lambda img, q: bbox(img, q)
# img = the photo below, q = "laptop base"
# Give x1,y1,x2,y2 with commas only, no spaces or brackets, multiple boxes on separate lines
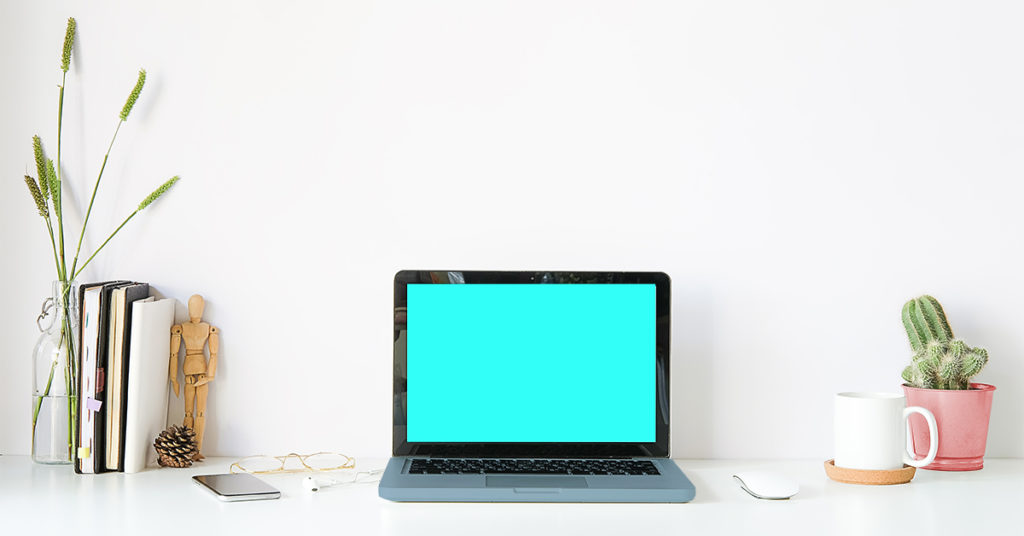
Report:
378,457,696,503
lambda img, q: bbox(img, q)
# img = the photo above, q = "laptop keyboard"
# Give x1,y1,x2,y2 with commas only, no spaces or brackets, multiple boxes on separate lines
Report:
407,458,660,476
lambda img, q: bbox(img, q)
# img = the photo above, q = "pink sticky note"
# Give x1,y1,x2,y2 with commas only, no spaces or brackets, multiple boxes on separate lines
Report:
86,397,102,412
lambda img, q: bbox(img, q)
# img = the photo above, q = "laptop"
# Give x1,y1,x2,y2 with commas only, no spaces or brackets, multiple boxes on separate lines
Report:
378,270,695,503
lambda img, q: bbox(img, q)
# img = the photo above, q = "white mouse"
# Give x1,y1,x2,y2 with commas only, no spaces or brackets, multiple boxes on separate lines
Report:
732,471,799,500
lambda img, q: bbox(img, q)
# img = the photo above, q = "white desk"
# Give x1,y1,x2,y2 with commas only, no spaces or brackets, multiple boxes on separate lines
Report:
1,456,1019,535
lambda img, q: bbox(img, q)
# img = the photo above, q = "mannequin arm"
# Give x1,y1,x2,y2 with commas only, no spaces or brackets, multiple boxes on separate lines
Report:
195,326,218,387
169,325,182,397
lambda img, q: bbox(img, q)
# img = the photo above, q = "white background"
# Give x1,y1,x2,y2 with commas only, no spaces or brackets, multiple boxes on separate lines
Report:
1,0,1022,459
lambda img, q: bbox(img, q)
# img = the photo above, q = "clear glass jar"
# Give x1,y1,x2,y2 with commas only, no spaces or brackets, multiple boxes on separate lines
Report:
31,280,79,464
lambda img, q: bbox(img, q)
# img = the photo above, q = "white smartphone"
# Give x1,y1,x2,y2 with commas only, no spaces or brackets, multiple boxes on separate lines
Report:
193,473,281,502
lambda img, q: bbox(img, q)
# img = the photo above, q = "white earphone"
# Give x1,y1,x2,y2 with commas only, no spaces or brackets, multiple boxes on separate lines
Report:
303,476,333,492
302,470,384,492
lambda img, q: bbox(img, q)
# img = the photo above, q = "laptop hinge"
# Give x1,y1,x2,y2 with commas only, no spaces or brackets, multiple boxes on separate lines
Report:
421,454,634,460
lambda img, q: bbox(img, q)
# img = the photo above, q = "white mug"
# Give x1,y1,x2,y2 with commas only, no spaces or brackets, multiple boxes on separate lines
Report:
834,392,938,470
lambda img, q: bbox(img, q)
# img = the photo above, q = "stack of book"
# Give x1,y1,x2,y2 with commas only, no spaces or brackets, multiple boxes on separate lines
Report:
75,281,176,474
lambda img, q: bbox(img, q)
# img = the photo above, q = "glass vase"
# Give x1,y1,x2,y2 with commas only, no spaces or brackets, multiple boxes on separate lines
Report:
32,280,79,465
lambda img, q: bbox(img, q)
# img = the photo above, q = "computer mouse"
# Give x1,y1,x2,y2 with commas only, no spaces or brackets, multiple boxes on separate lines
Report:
732,471,799,500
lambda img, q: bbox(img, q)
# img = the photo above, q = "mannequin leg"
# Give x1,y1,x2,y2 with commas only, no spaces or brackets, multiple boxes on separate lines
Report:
194,381,209,460
183,377,196,431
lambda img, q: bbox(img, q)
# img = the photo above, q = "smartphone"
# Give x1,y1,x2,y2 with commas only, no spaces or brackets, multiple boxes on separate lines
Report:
193,473,281,502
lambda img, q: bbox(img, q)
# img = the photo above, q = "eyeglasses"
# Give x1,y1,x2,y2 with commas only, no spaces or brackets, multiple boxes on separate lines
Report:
230,452,355,475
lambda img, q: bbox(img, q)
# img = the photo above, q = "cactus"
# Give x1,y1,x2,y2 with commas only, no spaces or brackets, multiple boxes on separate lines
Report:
901,296,988,390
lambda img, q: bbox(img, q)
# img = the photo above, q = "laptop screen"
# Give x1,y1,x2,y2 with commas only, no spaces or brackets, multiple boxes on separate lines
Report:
393,271,671,458
406,284,656,443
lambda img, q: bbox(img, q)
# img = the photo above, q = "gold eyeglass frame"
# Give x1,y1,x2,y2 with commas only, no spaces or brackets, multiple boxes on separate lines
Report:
229,452,355,475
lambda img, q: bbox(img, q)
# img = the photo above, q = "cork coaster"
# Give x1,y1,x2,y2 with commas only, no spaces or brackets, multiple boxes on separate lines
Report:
824,459,916,485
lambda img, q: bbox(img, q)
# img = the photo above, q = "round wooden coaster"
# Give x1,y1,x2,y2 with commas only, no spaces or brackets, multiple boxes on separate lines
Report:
824,459,916,485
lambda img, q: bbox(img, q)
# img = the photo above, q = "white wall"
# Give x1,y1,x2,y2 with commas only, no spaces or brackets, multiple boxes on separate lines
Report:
2,0,1022,460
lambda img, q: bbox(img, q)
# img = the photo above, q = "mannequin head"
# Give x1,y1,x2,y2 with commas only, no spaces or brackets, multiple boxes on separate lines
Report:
187,294,205,323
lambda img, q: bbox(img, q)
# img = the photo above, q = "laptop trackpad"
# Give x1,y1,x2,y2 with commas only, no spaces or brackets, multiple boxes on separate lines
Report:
486,476,588,489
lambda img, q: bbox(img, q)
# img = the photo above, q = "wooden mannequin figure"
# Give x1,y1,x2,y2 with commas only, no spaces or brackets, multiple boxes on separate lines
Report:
169,295,219,460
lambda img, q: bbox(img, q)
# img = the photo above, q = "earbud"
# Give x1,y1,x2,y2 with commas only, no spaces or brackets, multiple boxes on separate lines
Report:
303,475,342,492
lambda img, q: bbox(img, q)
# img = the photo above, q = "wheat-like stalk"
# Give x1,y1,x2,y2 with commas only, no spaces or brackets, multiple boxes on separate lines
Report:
72,67,150,277
24,175,48,217
61,17,76,73
120,69,146,121
32,136,50,200
73,176,180,279
139,176,179,211
45,158,59,206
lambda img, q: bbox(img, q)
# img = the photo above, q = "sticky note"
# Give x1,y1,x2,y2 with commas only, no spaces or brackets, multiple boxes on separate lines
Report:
78,447,91,458
86,397,102,412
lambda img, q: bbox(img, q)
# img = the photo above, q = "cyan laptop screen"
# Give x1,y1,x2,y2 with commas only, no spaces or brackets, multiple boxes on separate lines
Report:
407,284,656,442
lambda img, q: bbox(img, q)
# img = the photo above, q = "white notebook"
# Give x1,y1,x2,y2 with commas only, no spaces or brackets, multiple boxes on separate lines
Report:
123,298,175,473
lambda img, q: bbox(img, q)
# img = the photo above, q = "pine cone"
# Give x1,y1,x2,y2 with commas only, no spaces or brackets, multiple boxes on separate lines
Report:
154,425,199,468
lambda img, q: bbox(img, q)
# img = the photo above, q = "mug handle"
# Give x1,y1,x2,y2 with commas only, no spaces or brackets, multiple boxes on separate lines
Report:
902,406,938,467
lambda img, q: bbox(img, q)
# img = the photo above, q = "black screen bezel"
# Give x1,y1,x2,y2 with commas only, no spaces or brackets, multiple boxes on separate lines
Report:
392,270,670,459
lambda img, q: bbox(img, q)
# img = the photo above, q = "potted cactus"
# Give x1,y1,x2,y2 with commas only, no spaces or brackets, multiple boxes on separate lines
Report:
900,296,996,471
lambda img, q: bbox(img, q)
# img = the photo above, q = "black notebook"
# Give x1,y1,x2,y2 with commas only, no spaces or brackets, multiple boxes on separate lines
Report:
105,282,150,471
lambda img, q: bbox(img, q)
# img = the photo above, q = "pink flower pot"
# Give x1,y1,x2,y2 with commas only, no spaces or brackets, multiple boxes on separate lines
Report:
902,383,995,471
